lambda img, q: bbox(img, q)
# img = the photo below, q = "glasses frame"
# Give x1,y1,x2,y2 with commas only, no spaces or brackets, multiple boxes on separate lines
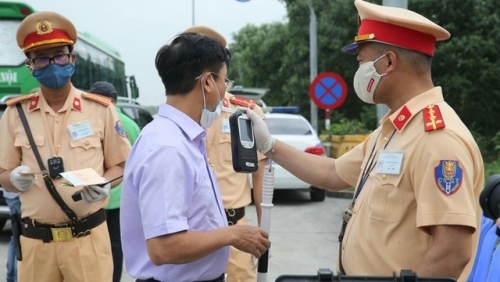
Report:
30,54,71,69
195,72,234,89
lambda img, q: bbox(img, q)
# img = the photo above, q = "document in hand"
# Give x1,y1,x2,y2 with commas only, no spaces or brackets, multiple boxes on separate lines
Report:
60,168,105,187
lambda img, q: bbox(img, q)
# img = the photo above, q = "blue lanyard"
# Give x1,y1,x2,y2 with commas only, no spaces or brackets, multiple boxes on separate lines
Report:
353,129,397,202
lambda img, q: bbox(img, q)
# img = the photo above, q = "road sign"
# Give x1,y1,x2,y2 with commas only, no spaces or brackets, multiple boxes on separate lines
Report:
309,72,347,110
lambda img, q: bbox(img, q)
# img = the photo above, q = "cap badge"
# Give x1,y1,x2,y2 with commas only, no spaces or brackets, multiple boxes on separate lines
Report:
36,20,53,35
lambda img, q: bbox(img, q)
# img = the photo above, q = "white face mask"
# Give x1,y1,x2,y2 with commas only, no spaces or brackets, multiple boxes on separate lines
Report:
200,75,222,130
353,54,387,104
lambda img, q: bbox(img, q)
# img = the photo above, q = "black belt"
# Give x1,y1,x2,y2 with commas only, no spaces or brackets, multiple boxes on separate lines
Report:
21,209,106,243
136,273,225,282
225,207,245,225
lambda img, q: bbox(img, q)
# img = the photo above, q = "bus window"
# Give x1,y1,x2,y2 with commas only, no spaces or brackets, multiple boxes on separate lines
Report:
0,20,25,66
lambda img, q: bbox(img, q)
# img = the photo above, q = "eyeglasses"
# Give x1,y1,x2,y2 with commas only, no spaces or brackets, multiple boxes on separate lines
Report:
195,72,234,89
30,54,71,69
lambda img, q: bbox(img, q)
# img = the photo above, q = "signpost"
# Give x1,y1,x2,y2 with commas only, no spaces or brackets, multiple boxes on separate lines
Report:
309,72,348,130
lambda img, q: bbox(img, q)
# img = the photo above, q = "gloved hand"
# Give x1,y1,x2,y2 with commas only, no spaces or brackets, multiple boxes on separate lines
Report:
238,107,275,154
81,180,110,203
9,165,36,192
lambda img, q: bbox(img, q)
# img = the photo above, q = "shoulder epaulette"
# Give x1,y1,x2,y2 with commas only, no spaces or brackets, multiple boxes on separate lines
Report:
229,95,256,109
6,94,36,107
423,104,446,132
81,93,111,107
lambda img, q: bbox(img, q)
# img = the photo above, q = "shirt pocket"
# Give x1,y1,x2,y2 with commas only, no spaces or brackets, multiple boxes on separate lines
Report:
367,172,404,223
218,132,232,162
14,134,44,150
69,136,102,151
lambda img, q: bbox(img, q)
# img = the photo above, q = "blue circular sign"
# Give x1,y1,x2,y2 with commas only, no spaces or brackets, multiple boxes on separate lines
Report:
309,72,348,110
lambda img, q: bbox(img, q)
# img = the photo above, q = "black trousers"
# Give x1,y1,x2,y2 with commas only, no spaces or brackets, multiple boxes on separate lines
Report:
106,208,123,282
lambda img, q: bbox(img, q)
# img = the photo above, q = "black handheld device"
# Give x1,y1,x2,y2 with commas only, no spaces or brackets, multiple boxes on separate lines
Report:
229,111,258,173
48,156,64,179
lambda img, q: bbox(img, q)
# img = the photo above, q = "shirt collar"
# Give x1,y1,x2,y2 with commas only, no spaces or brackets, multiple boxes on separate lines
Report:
158,104,205,141
28,86,82,112
380,87,444,131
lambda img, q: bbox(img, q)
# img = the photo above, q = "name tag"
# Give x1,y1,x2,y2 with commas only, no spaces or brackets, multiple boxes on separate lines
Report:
375,151,404,175
222,119,230,133
68,121,94,141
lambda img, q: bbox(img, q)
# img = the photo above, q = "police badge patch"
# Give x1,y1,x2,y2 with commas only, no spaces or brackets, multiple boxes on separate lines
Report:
434,160,463,195
114,120,127,138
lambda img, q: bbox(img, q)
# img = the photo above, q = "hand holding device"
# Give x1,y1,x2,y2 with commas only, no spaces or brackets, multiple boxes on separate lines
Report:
80,181,111,203
229,111,258,172
237,107,275,154
10,165,36,191
72,175,122,202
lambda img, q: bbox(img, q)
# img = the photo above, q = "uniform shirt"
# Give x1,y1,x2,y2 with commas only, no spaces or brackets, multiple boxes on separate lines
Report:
206,93,266,209
336,87,483,281
106,107,141,210
0,86,131,223
121,104,228,282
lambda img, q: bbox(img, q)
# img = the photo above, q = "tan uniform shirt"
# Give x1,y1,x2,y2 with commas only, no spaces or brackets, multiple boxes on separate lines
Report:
336,87,483,281
0,86,131,224
206,93,266,209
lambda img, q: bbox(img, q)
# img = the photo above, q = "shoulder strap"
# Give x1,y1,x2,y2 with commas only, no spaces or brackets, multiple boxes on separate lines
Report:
15,103,79,221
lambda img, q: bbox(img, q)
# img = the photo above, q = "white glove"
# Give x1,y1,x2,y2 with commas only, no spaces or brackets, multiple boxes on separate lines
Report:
81,181,110,203
238,107,275,154
9,165,36,192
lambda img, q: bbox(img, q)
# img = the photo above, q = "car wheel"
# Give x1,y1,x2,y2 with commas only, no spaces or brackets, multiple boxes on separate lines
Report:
310,187,326,202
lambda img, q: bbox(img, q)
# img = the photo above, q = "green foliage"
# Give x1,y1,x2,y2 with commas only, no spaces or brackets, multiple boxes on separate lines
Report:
228,0,500,158
484,159,500,179
321,118,371,136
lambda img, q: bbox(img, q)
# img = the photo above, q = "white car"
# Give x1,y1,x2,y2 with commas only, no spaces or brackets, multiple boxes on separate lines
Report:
264,112,327,201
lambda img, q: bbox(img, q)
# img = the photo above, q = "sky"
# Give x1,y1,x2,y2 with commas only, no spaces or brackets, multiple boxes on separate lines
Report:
24,0,288,106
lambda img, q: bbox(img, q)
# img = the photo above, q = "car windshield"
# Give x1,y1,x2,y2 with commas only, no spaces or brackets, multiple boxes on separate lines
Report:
266,117,312,135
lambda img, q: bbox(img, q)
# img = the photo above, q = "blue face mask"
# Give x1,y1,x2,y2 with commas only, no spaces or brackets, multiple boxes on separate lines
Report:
32,63,75,89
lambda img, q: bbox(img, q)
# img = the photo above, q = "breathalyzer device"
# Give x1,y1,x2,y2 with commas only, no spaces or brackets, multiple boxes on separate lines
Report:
229,110,258,173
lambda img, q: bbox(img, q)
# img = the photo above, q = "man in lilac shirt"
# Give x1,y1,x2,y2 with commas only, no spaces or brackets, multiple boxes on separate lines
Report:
120,33,271,282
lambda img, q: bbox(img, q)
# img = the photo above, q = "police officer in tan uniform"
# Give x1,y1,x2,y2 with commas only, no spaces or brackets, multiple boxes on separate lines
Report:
184,26,267,282
0,11,131,282
239,1,483,281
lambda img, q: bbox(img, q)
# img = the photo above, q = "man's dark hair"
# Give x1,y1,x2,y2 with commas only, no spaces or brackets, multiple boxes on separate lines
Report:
155,32,231,96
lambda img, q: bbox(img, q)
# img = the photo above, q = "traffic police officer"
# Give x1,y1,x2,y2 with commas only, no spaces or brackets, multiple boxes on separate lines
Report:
239,0,483,281
0,11,131,282
185,26,268,282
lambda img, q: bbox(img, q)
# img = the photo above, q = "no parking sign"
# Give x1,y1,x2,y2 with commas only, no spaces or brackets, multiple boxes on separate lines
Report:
309,72,347,110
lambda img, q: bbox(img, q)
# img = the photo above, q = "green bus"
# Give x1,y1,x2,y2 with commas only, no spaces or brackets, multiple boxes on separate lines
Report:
0,1,139,101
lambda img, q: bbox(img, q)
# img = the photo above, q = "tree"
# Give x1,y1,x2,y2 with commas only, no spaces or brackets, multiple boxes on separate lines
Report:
229,22,291,107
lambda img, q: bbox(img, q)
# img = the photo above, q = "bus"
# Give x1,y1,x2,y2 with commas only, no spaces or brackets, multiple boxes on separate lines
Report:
0,1,139,101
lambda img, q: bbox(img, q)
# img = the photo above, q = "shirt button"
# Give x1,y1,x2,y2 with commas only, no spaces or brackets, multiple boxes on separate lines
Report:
55,118,59,123
382,174,387,180
383,137,388,142
85,141,89,146
57,144,60,148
